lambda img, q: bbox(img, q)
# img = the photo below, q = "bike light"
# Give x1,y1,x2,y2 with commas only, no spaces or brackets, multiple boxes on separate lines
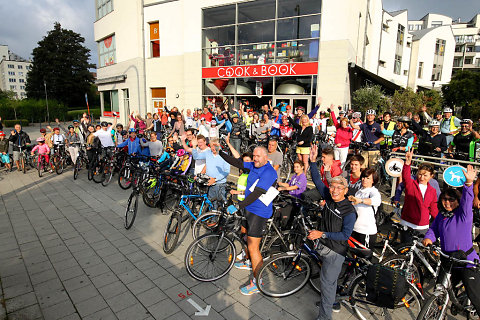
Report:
228,254,232,263
294,264,302,271
190,256,194,266
272,262,278,269
402,298,410,308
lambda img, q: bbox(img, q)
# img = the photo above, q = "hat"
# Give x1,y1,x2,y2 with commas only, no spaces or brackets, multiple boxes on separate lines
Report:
443,107,453,113
128,128,136,133
297,106,305,111
53,127,60,131
397,116,411,123
39,128,46,133
339,110,346,115
68,125,74,129
460,119,472,125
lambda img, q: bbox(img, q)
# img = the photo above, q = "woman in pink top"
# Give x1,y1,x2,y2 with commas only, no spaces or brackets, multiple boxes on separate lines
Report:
330,107,354,168
129,112,147,134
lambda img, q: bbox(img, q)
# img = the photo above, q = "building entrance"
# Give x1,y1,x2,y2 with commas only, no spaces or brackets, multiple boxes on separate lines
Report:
274,96,311,114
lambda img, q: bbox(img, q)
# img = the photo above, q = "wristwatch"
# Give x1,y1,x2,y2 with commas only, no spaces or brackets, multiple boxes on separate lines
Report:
321,233,327,239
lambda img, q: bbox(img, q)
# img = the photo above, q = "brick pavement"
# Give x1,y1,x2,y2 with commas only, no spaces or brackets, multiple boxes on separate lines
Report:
0,168,455,320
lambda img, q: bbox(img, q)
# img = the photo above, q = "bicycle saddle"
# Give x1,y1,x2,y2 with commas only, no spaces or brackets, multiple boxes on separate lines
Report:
348,246,373,259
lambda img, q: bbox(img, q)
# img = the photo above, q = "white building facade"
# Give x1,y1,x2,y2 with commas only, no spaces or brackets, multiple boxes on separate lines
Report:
0,45,32,99
94,0,456,123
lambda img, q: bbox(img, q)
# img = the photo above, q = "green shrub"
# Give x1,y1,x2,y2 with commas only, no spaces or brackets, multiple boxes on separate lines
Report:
66,108,101,120
3,119,29,127
0,99,67,122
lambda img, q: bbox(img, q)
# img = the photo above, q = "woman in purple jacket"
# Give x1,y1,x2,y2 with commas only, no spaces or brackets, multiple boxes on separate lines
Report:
423,164,480,315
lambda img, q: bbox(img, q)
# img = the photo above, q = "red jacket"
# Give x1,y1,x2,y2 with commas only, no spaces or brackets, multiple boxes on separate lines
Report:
401,164,438,227
320,160,343,187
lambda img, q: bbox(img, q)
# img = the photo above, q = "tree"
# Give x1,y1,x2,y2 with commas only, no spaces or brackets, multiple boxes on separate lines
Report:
442,70,480,118
419,90,443,115
390,87,423,116
26,22,95,109
352,85,385,114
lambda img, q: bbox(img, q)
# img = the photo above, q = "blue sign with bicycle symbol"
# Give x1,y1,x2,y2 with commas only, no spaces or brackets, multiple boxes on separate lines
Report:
443,165,466,187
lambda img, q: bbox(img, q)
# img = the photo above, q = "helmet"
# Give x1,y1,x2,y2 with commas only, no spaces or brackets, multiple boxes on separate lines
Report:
121,130,128,136
443,107,453,113
429,120,440,127
176,149,186,157
460,119,472,125
116,123,123,128
397,116,411,123
39,128,46,133
231,113,238,118
339,110,346,115
53,127,60,131
101,121,108,127
435,110,442,116
36,137,45,142
0,131,5,137
352,112,361,118
68,125,74,129
366,109,376,115
210,120,217,125
128,128,136,133
72,119,79,123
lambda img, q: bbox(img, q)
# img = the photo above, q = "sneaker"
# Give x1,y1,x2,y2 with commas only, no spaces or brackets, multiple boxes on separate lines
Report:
235,250,246,262
234,260,252,270
240,280,259,295
332,302,341,313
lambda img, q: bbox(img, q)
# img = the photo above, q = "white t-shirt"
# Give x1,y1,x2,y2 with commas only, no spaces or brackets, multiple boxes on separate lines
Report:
352,187,382,235
319,118,328,133
310,118,322,134
419,184,427,199
194,147,210,175
94,127,115,147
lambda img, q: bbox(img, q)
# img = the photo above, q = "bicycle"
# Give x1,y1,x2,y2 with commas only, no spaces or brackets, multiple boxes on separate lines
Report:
124,158,152,229
51,143,67,175
73,146,88,180
278,139,297,182
36,154,49,177
416,245,479,320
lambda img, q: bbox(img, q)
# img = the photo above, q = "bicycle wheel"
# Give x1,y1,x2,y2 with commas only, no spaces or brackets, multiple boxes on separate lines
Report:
416,293,447,320
382,255,424,289
92,162,105,183
37,159,43,177
163,189,181,212
192,212,221,239
350,275,422,320
20,155,26,174
73,158,81,180
185,233,236,282
142,182,161,208
163,212,182,254
118,166,133,189
279,160,292,181
124,192,139,230
256,253,311,297
55,156,64,174
102,163,114,186
263,231,304,257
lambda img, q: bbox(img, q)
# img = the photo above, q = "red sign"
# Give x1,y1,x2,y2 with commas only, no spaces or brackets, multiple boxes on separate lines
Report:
103,111,120,117
202,62,318,79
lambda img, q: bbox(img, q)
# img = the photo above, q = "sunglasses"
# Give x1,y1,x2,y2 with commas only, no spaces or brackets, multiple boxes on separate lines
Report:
442,197,457,202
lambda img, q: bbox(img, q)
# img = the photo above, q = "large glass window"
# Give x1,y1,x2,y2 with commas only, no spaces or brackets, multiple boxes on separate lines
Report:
277,0,322,18
275,39,319,63
238,22,275,44
277,15,321,41
238,0,275,23
98,35,116,67
102,90,119,114
149,22,160,58
203,47,235,67
237,43,274,65
203,26,235,48
96,0,113,20
203,4,235,27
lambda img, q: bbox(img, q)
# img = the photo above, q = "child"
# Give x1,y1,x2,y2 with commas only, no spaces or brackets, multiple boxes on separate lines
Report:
0,131,11,171
31,137,52,172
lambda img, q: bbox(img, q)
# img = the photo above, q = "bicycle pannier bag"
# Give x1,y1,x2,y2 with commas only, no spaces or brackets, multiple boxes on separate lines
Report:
365,264,409,308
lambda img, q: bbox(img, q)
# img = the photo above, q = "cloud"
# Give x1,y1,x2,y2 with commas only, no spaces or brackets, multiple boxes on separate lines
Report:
0,0,96,64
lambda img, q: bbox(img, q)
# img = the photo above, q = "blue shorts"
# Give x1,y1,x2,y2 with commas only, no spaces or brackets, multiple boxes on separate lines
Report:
1,154,10,164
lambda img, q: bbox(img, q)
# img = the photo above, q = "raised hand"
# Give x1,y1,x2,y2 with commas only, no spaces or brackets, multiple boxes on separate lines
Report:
309,144,318,163
463,165,477,184
405,148,414,165
317,96,322,105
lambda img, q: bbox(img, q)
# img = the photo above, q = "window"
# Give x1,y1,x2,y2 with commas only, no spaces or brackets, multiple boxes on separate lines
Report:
238,0,275,23
18,72,23,76
394,55,401,75
431,21,443,28
276,15,321,41
408,24,414,31
152,88,166,112
465,57,473,64
10,85,16,90
19,79,25,83
9,78,16,83
96,0,113,20
203,4,235,28
26,65,31,70
403,70,408,76
102,90,119,114
465,35,474,43
406,42,411,48
418,62,424,78
476,58,480,67
378,60,386,68
396,24,405,45
98,35,116,67
475,46,480,52
8,64,14,68
455,35,463,43
435,39,445,56
8,71,15,76
20,86,25,90
238,22,275,44
17,65,23,69
277,0,321,18
123,89,129,113
455,45,463,52
149,22,160,58
466,46,474,52
203,26,235,47
453,57,463,67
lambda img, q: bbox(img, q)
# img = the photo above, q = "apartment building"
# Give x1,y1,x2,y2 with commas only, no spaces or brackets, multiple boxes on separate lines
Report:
0,45,32,99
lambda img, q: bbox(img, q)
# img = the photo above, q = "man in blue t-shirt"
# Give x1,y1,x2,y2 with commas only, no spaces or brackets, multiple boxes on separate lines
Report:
220,146,277,295
352,109,384,168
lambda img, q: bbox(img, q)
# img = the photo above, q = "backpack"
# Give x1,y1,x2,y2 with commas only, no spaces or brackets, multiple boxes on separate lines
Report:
365,264,409,309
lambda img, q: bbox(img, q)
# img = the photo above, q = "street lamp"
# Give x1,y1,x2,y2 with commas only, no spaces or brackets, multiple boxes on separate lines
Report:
44,80,50,124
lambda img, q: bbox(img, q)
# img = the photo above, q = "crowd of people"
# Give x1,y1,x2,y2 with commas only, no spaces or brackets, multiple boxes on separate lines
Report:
0,99,479,320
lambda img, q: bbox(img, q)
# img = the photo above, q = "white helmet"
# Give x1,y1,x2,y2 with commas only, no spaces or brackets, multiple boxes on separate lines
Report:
352,112,362,118
443,107,453,113
366,109,376,115
429,120,440,127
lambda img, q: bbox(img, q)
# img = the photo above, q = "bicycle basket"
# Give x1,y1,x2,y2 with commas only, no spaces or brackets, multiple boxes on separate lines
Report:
365,264,409,309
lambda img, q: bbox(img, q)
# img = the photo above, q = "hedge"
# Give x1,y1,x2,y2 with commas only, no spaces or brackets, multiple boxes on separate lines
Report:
3,119,29,127
0,98,67,123
67,108,101,121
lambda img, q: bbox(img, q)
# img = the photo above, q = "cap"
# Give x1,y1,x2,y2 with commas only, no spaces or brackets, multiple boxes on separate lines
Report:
460,119,472,125
352,112,361,118
231,113,239,118
339,110,346,115
72,119,79,123
68,125,74,129
53,127,60,131
39,128,46,133
101,121,108,127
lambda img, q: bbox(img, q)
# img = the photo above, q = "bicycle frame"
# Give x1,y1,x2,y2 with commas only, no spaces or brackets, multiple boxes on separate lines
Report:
179,194,213,221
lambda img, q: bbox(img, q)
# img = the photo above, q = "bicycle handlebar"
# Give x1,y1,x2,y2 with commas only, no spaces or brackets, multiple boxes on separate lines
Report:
429,245,480,267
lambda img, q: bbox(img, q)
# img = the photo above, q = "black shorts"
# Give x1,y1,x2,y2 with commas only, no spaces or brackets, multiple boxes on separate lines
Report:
242,210,268,238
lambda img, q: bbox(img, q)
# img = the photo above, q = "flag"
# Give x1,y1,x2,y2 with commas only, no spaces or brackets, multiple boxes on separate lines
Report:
85,93,90,115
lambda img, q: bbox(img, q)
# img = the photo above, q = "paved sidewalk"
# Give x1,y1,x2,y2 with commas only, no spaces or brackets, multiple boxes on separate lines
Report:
0,168,448,320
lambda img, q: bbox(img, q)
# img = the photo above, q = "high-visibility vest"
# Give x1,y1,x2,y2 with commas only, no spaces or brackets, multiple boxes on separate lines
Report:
237,173,248,201
380,121,396,145
449,117,459,135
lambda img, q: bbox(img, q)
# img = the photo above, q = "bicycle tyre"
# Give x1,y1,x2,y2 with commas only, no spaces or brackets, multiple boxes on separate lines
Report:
21,155,26,174
142,183,161,208
279,159,292,181
92,162,105,183
37,159,43,178
192,212,221,240
163,189,180,213
349,274,422,320
263,231,304,257
29,155,36,169
382,254,424,289
256,253,311,297
163,212,182,254
124,192,138,230
73,159,81,180
416,293,447,320
118,166,133,189
102,163,114,186
55,156,64,175
184,233,236,282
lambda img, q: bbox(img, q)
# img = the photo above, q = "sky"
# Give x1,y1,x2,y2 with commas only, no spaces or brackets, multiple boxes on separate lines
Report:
0,0,480,67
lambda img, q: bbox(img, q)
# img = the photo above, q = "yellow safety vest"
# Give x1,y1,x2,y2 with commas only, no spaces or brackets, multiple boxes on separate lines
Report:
237,173,248,201
381,121,396,145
